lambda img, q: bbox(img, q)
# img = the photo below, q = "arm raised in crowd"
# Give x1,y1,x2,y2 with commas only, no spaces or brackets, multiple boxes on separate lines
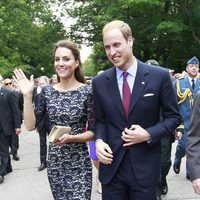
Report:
13,69,36,131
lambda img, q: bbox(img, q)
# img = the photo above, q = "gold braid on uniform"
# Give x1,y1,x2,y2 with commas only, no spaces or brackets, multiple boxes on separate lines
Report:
176,80,193,108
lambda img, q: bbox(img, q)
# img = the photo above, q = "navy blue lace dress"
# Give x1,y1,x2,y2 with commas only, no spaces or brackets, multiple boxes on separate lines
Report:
35,85,95,200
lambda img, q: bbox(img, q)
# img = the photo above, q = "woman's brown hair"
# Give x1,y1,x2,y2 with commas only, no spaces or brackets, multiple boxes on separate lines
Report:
52,40,86,84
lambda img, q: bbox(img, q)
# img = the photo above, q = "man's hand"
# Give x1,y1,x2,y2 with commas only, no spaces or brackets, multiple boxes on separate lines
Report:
121,125,150,147
192,178,200,195
15,128,21,135
95,139,113,165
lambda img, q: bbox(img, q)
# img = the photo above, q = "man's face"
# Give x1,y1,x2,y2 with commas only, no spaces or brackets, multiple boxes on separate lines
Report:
51,74,58,85
103,28,133,70
4,79,13,90
38,79,48,88
186,64,199,78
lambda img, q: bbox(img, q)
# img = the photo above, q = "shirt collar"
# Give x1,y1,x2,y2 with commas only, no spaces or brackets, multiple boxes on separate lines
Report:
188,76,196,82
116,58,138,80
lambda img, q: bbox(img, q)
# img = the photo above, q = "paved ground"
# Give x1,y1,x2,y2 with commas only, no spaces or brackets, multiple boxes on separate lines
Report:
0,124,199,200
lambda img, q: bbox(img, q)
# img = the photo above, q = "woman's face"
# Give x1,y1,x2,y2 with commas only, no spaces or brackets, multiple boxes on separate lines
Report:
54,47,79,80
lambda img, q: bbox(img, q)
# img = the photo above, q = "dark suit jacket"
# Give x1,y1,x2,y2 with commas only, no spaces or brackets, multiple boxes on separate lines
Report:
0,87,21,135
13,90,23,124
33,87,50,132
187,92,200,181
92,60,180,186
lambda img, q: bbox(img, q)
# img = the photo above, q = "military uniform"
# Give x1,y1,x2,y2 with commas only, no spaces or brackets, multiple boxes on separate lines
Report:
173,56,200,178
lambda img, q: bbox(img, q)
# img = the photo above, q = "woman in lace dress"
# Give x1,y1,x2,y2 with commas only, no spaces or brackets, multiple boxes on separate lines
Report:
13,40,95,200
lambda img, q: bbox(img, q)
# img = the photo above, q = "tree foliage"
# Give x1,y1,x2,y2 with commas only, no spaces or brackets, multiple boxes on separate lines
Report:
0,0,66,78
54,0,200,74
1,0,200,77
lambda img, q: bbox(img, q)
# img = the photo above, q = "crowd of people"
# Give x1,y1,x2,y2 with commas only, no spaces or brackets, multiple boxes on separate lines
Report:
0,19,199,200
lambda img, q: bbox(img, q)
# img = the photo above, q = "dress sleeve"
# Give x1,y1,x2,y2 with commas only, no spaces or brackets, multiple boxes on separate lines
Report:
85,87,95,132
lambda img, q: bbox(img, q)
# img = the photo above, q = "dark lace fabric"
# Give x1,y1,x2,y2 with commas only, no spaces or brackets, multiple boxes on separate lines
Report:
35,84,95,200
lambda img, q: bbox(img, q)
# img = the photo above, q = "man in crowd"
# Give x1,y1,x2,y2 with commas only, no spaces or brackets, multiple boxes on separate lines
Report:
187,92,200,195
92,20,180,200
33,76,50,171
146,59,183,199
50,74,58,85
0,75,21,183
173,56,200,179
4,78,23,161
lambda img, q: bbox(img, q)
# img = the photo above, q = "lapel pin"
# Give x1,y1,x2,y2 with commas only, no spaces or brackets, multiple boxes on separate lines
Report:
141,82,145,85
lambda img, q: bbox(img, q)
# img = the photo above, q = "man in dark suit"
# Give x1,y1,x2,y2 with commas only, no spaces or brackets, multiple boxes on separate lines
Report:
187,92,200,195
0,77,21,183
92,20,181,200
4,78,23,161
146,60,183,198
33,76,50,171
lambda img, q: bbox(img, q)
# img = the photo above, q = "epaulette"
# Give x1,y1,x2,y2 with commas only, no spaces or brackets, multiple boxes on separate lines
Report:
178,76,184,80
177,124,184,134
177,124,184,129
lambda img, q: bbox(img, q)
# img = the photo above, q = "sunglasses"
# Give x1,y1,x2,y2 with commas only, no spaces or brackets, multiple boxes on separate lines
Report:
5,82,12,85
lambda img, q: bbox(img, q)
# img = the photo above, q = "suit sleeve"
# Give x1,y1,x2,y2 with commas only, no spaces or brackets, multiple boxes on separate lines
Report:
146,70,181,144
187,92,200,181
92,79,108,142
8,91,21,129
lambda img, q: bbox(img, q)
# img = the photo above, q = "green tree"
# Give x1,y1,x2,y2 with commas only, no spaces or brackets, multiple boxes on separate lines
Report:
55,0,200,73
0,0,66,77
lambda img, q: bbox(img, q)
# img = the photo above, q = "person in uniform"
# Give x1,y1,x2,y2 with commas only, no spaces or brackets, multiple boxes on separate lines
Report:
146,60,182,199
173,56,200,179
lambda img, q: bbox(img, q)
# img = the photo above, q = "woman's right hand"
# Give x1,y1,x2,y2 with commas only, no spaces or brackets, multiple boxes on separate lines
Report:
13,68,35,96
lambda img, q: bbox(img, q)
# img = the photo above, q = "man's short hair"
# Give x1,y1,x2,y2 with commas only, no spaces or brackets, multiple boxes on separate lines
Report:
102,20,133,41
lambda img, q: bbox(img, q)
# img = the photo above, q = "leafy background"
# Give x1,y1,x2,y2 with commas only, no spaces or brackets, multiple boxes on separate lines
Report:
0,0,199,77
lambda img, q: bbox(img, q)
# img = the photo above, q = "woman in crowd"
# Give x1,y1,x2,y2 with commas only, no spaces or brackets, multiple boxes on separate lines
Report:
13,39,95,200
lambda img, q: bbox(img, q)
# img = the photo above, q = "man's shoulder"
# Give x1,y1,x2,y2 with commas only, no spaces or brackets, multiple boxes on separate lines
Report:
174,75,186,83
178,75,186,81
93,67,114,82
138,59,168,75
1,87,14,96
1,86,9,92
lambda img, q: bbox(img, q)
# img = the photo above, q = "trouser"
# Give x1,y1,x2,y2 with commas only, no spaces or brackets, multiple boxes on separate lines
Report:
175,129,189,176
38,127,49,164
10,132,19,154
157,134,174,195
0,129,12,176
102,150,157,200
161,134,174,179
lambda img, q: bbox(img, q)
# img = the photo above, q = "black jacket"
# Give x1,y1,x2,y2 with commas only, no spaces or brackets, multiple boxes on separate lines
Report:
0,87,21,135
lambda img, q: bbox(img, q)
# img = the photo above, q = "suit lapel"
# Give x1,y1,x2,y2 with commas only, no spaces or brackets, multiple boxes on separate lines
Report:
129,61,149,114
105,67,125,117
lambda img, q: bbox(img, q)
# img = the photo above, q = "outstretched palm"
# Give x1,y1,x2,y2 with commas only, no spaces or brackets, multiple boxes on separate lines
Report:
13,69,34,96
